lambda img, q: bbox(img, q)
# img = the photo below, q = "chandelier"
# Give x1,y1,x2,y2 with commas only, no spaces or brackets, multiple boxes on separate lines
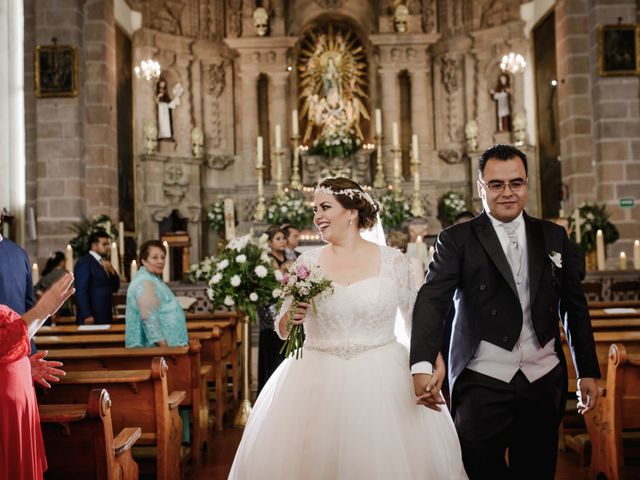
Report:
134,59,161,81
500,53,526,74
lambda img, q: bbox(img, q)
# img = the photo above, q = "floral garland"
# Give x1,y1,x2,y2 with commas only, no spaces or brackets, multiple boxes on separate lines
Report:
379,189,413,230
189,232,281,322
568,203,619,252
437,191,467,228
266,193,314,230
207,200,225,234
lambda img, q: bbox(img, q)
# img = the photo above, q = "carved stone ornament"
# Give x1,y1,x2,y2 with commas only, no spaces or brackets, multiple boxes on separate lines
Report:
512,112,527,146
253,7,269,36
143,120,158,155
163,163,189,203
191,127,204,158
206,154,235,170
208,61,227,97
438,149,463,164
441,55,458,94
464,120,479,152
314,0,346,8
394,4,409,33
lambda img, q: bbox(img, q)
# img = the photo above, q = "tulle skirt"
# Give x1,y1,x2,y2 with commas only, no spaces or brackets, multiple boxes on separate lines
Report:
229,341,468,479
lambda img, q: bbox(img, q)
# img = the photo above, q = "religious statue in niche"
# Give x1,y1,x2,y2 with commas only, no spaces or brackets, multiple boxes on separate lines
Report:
156,78,184,140
298,24,370,158
490,73,511,132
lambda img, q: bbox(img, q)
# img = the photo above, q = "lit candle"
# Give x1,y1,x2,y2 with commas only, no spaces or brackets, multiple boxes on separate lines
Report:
596,229,605,271
65,244,73,272
256,136,263,167
375,108,382,135
130,260,138,279
111,242,120,274
32,263,39,285
392,122,399,147
162,241,170,282
224,198,236,240
559,208,565,218
428,246,435,261
118,221,124,253
275,124,282,149
634,240,640,270
291,110,299,136
619,251,627,270
574,208,581,245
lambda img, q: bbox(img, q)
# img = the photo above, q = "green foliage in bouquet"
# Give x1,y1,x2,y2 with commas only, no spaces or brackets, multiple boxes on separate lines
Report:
207,200,225,234
379,189,413,230
437,191,467,228
266,193,314,230
69,214,119,257
308,135,361,159
568,203,619,252
205,233,281,322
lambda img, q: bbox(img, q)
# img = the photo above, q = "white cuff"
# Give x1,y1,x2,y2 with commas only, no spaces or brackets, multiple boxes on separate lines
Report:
411,361,433,375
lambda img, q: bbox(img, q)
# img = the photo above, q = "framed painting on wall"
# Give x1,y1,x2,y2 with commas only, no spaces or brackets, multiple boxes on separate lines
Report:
598,24,640,76
34,44,78,97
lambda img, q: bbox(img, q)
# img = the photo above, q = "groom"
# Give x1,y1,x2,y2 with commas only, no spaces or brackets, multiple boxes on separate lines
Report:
410,144,600,479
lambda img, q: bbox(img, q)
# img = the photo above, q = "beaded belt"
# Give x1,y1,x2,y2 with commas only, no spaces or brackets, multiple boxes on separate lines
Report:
305,338,395,360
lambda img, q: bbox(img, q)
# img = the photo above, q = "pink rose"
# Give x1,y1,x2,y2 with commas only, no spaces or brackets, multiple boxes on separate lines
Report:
296,264,310,280
282,273,290,284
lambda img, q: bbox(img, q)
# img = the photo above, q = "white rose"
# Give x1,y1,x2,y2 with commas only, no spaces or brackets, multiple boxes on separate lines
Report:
217,259,229,270
206,288,214,300
274,270,284,281
272,288,282,298
224,295,235,306
280,206,288,213
235,254,247,264
211,273,223,284
255,265,268,278
249,292,259,302
230,275,241,287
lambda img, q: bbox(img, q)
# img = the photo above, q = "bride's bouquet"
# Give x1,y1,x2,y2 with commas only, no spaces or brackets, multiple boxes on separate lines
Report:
275,263,333,359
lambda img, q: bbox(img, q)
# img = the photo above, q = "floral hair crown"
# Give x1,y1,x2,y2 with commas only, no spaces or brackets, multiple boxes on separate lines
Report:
315,186,376,206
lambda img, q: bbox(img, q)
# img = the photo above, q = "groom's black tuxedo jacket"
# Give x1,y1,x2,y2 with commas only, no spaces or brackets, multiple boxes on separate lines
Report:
411,211,600,399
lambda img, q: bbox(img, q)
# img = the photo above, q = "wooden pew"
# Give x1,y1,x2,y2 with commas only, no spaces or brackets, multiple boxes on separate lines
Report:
44,341,212,460
585,344,640,480
38,358,184,480
40,388,141,480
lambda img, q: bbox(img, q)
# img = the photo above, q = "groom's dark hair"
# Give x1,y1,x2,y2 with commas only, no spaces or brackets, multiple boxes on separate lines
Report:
478,144,528,177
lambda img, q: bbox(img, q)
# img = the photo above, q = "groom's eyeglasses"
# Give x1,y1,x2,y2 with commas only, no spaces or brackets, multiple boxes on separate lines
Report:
479,178,527,193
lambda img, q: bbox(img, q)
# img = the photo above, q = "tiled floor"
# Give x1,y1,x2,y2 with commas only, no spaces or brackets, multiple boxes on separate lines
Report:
186,427,589,480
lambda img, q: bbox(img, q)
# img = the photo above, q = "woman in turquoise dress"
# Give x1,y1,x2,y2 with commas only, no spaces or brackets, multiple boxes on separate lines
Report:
125,240,188,348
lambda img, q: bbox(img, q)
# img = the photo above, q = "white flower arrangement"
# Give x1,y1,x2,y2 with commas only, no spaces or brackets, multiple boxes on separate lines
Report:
265,193,313,229
437,191,468,227
207,200,226,234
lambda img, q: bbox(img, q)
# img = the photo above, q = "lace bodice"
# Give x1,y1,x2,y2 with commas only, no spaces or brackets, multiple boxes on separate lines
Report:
276,245,417,359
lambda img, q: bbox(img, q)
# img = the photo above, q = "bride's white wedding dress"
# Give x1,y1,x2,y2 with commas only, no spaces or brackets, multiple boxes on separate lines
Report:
229,245,468,479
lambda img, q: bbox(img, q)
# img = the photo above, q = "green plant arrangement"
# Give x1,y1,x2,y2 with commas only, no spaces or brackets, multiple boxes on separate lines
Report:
379,189,413,230
203,232,281,322
207,200,225,234
69,214,119,257
266,193,314,230
437,191,467,228
568,203,619,252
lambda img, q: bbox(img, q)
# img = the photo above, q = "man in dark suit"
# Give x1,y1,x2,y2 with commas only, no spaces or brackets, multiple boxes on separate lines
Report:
410,145,600,479
74,230,120,325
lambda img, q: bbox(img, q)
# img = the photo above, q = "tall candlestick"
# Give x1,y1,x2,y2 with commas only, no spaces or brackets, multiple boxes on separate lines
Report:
392,122,399,147
619,251,627,270
32,263,39,285
634,240,640,270
275,124,282,149
291,110,299,136
256,136,263,167
162,241,171,282
65,244,73,272
574,208,581,245
118,221,124,253
111,242,120,274
411,133,419,161
375,108,382,135
130,260,138,279
410,134,424,217
596,229,605,271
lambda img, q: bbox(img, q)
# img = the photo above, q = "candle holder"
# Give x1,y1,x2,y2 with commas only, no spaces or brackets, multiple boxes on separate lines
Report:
254,164,267,222
391,145,403,199
272,148,285,198
410,152,425,217
120,257,126,282
373,133,387,189
233,314,253,427
289,135,302,191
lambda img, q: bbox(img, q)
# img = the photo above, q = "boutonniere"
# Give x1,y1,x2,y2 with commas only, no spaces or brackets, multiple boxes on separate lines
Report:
549,251,562,276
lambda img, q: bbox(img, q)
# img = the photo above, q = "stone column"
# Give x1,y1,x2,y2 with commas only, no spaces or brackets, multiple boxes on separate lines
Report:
238,69,259,182
409,68,430,157
269,72,290,179
379,68,399,173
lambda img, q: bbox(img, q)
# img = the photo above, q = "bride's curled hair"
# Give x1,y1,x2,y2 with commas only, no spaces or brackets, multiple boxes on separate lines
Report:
317,177,381,230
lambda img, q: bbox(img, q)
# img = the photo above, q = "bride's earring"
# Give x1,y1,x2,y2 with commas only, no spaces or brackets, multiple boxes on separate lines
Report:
348,219,352,226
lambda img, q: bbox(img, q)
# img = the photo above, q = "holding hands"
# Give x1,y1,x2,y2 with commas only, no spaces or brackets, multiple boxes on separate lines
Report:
413,354,447,412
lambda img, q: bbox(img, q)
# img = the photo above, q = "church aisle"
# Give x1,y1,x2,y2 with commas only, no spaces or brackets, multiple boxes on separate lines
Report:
186,426,587,479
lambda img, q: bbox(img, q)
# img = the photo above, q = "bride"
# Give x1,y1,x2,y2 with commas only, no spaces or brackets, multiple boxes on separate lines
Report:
229,177,467,479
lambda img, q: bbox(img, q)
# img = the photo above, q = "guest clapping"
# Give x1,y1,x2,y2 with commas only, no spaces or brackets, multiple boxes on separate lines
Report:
125,240,188,348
